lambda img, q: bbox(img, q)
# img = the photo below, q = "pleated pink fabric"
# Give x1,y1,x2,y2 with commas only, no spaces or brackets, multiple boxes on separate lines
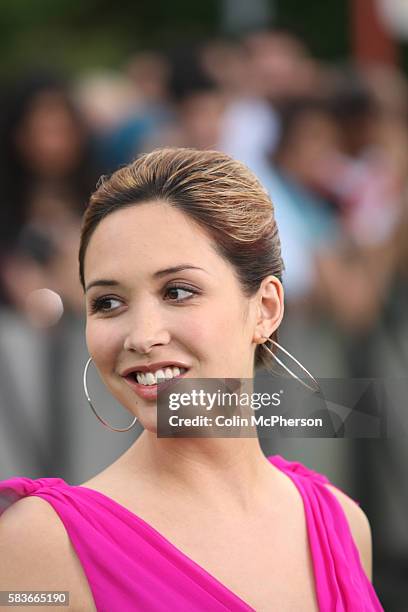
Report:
0,455,384,611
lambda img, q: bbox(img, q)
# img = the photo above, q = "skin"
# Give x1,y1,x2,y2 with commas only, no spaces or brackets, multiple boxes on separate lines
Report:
83,199,285,503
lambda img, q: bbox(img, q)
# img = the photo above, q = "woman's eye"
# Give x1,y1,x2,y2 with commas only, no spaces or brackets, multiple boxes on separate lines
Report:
164,285,197,302
90,297,122,313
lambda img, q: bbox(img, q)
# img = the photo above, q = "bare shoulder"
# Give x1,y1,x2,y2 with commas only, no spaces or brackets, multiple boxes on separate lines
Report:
0,496,96,611
324,483,373,582
0,496,65,562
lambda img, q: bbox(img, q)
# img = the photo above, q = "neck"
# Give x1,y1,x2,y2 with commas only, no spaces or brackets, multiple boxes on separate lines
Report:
116,376,279,511
120,431,275,512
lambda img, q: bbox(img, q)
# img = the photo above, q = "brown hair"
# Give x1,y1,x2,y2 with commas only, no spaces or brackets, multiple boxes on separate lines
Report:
79,147,284,370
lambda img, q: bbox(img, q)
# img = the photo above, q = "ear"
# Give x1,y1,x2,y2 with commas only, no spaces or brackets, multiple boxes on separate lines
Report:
253,276,284,343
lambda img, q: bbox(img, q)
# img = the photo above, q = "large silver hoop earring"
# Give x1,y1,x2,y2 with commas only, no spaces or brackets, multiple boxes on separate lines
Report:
83,357,138,432
260,337,320,393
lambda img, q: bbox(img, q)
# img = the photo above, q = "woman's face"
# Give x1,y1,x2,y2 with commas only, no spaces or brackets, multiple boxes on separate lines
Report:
84,201,268,432
15,90,84,178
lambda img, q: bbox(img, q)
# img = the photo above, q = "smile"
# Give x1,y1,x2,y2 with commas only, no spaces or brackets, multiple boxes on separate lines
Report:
123,365,190,401
133,366,188,386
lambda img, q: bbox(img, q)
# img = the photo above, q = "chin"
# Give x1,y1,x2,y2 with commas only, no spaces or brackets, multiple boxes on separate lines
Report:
138,415,158,435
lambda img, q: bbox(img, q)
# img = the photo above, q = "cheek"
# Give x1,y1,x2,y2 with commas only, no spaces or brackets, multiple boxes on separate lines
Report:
179,317,209,350
86,321,123,371
212,300,252,360
215,300,246,336
184,301,243,353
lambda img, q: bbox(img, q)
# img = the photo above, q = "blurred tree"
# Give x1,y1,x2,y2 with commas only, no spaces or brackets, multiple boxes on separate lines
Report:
0,0,218,77
5,1,407,79
275,0,348,60
0,0,354,79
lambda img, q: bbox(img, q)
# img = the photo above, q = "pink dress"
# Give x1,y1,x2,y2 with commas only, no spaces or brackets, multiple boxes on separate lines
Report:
0,454,384,611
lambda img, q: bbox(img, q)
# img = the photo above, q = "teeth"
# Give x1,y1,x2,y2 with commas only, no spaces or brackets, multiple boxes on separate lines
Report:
145,372,156,385
135,366,187,386
136,372,146,385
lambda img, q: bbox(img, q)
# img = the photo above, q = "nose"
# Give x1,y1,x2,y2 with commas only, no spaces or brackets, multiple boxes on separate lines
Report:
123,306,171,354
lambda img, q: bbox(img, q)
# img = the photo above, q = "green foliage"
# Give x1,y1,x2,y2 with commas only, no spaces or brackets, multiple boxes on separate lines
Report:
0,0,218,77
0,0,349,78
275,0,349,60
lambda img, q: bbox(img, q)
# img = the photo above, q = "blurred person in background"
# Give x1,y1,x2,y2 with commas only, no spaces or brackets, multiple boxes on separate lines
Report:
75,72,135,134
263,97,342,309
85,52,173,173
125,51,172,122
142,45,227,152
316,68,401,245
215,31,340,309
218,29,321,173
0,73,97,316
203,37,280,173
299,69,408,350
243,29,321,104
252,79,401,355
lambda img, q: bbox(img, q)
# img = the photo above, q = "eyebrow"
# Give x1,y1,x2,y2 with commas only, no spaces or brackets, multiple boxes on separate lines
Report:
85,265,208,292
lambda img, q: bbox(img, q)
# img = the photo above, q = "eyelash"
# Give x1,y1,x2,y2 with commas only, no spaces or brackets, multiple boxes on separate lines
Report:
89,284,199,314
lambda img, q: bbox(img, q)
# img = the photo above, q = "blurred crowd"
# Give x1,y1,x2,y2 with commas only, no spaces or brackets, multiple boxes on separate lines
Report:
1,28,408,361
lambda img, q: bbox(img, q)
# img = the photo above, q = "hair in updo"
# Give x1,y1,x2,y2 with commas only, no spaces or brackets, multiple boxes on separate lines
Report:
79,147,285,371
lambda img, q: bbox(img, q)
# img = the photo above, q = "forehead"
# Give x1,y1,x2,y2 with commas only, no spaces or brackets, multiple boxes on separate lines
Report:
83,201,226,282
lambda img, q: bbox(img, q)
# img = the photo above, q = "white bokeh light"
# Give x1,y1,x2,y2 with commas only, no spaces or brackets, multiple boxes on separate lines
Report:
24,288,64,328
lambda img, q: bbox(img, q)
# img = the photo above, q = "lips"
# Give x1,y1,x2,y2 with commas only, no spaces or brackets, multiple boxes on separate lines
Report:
121,361,190,377
122,367,189,401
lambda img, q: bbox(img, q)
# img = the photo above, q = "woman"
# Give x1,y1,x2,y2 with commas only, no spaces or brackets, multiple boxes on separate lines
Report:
0,72,96,311
0,148,383,611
